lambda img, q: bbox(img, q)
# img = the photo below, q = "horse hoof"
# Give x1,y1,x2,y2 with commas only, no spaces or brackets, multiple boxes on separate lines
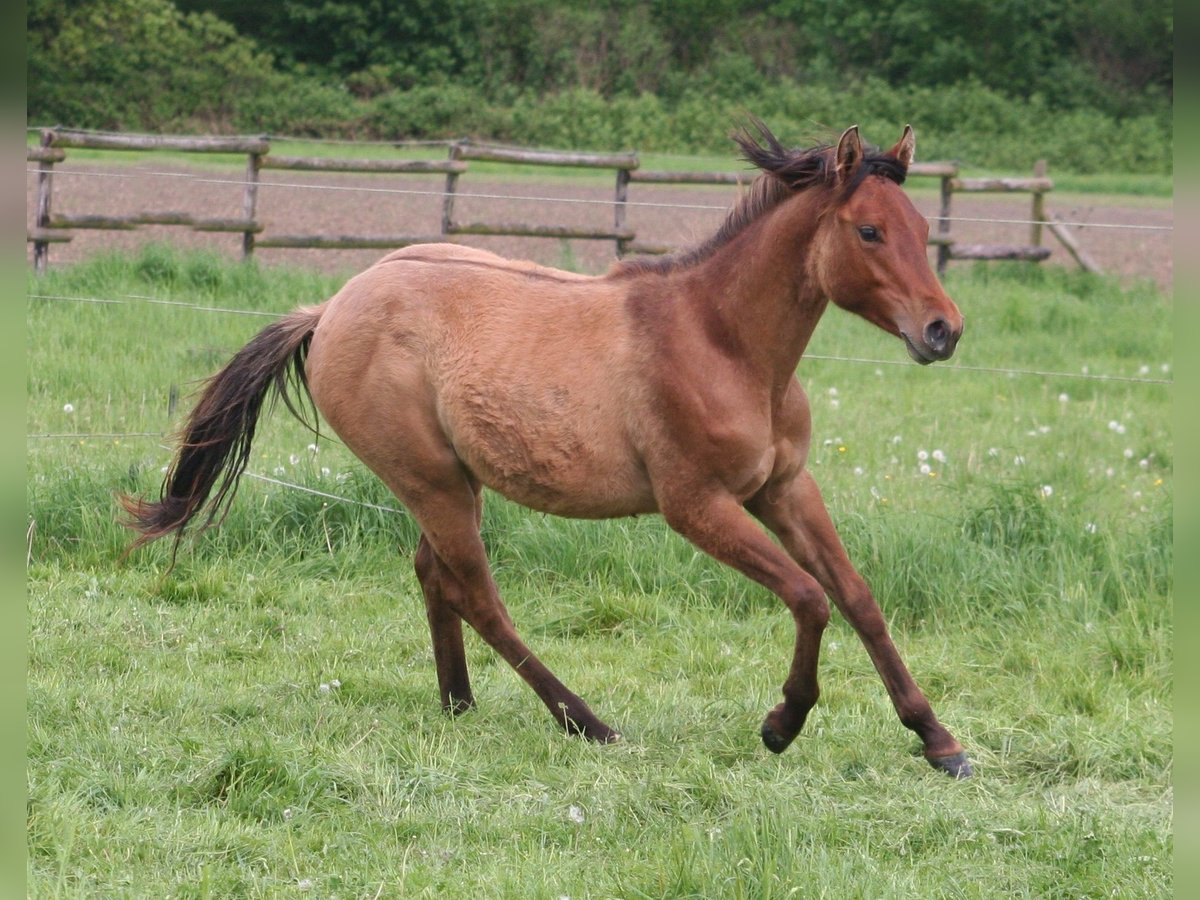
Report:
928,750,973,779
760,721,795,755
570,719,621,744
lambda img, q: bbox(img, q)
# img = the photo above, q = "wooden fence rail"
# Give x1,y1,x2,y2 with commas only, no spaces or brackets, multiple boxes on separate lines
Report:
28,128,1081,276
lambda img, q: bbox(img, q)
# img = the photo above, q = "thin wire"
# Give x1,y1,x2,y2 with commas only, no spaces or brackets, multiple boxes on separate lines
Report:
23,166,1173,231
927,215,1169,231
804,354,1172,385
27,290,1173,386
24,166,735,213
27,431,163,439
243,472,402,515
29,292,282,318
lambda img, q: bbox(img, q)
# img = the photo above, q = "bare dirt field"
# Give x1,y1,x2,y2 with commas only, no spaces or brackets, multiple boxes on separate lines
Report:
28,162,1172,292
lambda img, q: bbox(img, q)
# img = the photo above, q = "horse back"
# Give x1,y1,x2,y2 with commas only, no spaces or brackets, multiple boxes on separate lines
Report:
307,246,659,518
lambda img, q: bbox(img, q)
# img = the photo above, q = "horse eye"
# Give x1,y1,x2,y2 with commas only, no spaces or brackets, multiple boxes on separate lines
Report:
858,225,881,242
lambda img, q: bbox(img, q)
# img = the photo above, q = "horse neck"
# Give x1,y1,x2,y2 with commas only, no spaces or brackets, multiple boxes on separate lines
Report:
687,192,830,387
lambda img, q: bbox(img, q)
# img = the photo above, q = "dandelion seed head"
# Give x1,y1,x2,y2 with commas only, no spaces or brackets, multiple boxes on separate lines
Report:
919,463,931,475
917,450,929,462
932,449,946,463
1058,393,1069,403
1040,485,1053,497
289,454,300,465
1123,448,1134,459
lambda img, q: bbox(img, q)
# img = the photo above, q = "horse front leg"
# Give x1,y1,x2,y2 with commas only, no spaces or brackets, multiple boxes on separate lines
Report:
661,491,832,754
748,470,972,778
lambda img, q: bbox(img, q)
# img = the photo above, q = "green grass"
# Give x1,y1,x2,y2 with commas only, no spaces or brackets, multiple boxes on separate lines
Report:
27,246,1171,896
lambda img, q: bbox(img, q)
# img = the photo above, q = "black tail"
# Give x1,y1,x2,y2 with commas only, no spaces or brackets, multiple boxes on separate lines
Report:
119,305,324,552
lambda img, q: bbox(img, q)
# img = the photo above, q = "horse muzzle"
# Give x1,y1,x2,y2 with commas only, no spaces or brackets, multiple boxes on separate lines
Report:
902,317,961,365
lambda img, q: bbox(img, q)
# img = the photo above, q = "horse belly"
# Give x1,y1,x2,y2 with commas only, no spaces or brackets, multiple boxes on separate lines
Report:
441,385,654,519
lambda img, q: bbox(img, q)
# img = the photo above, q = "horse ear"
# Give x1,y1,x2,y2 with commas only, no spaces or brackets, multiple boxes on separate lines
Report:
834,125,863,184
889,125,915,170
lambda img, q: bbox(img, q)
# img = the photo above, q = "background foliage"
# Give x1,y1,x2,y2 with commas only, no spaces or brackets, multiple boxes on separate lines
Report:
27,0,1172,172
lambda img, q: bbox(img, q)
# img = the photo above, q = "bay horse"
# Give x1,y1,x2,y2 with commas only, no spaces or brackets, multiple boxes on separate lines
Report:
121,122,971,778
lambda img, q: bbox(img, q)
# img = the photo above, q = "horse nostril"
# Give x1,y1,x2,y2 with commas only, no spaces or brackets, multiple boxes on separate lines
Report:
924,318,950,353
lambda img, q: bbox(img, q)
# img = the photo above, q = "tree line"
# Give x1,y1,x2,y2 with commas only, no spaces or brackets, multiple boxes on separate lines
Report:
27,0,1172,173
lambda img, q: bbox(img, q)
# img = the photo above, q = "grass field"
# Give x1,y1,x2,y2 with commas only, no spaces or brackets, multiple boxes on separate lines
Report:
27,246,1171,896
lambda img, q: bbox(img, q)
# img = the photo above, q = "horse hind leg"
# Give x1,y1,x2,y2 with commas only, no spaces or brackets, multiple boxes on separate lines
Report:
401,471,619,743
414,535,474,715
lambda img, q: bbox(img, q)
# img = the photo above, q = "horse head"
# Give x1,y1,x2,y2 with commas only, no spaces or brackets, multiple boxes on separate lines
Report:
813,125,964,364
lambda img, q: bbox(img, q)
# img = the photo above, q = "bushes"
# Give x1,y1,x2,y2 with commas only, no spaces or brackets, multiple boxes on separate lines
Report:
27,0,1172,172
28,0,277,132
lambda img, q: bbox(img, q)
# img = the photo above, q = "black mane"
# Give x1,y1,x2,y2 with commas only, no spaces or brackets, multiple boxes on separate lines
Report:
615,120,907,277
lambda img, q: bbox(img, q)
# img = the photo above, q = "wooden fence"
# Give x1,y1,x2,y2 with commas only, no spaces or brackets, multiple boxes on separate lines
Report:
28,128,1095,276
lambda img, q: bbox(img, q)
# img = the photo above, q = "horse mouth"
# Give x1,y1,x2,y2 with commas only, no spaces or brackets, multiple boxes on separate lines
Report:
901,332,936,365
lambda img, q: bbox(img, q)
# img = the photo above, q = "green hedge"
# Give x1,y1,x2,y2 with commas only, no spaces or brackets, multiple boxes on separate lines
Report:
28,0,1172,174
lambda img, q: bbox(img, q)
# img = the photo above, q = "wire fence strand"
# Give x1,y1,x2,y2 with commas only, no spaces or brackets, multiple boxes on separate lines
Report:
23,165,1173,233
28,288,1173,386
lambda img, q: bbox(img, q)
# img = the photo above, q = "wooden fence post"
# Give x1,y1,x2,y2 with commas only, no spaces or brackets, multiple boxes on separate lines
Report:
33,129,56,275
242,146,263,260
442,143,463,235
614,168,631,257
936,172,952,275
1030,159,1047,249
